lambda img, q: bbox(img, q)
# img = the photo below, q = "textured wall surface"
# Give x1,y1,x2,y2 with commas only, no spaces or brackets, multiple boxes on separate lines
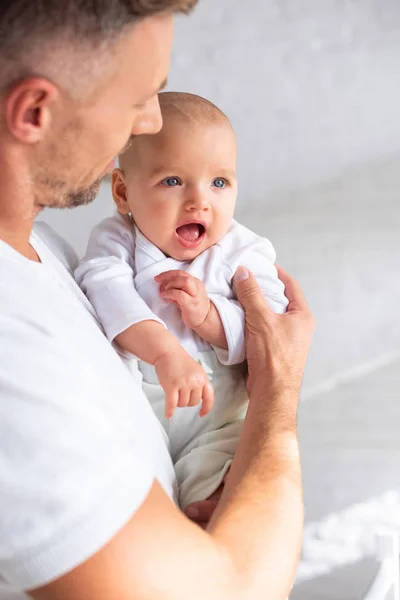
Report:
44,0,400,242
170,0,400,201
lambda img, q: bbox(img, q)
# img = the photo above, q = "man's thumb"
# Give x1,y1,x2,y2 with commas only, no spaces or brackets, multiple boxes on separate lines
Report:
234,266,266,310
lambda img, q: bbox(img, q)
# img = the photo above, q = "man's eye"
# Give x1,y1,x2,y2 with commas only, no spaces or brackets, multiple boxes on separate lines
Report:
162,177,181,187
213,178,226,189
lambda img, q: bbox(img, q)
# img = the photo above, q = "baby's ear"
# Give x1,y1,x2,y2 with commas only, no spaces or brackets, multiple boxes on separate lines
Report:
111,168,130,215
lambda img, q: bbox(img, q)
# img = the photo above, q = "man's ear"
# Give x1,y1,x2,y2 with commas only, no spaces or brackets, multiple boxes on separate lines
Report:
112,168,130,215
5,77,59,144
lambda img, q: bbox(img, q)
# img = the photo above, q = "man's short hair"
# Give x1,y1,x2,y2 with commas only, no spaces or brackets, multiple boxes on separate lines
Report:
0,0,197,91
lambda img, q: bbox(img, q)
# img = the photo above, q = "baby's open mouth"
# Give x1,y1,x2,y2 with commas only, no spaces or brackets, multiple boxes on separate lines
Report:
175,222,206,248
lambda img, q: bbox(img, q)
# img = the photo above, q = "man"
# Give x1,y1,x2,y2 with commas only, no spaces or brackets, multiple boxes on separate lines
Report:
0,2,314,599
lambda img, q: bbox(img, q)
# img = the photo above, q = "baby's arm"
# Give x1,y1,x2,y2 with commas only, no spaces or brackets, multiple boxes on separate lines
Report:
75,218,213,418
156,239,287,367
208,237,288,366
75,217,166,342
155,271,228,349
116,321,214,418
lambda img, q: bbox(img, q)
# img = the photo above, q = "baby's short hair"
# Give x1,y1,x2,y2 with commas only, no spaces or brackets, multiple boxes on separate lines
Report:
119,92,233,171
158,91,231,127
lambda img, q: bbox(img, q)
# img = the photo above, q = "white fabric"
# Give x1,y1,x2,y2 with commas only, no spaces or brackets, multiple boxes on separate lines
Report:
0,222,177,597
76,215,288,508
76,214,288,366
139,350,248,508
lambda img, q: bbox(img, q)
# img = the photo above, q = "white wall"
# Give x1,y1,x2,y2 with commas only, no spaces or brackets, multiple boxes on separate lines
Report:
44,0,400,251
41,0,400,390
170,0,400,200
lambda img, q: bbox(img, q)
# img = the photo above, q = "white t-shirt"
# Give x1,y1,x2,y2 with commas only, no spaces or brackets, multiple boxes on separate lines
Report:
0,223,177,598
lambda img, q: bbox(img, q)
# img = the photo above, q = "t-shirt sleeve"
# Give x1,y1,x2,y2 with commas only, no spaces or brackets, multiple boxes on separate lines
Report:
210,235,289,366
75,216,166,342
0,318,154,591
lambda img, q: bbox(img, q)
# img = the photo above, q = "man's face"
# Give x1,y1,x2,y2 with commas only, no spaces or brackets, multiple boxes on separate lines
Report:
34,14,173,210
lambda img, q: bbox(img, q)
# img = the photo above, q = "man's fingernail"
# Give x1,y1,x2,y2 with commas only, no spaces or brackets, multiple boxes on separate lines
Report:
234,266,249,282
185,507,199,519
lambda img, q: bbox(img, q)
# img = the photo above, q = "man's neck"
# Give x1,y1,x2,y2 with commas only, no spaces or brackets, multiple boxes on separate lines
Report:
0,220,40,261
0,149,41,261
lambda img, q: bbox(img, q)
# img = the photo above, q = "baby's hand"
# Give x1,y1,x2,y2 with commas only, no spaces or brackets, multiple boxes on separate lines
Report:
155,270,211,330
154,347,214,419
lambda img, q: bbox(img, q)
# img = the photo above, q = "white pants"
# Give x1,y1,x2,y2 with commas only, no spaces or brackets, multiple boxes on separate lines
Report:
139,351,248,509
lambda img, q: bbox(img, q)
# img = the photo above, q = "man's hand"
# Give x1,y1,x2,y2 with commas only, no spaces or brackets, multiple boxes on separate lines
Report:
154,347,214,419
185,484,224,529
155,270,211,329
234,265,315,397
185,471,230,529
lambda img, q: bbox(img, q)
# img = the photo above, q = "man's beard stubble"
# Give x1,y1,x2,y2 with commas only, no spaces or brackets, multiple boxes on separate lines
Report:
36,129,134,211
36,119,110,210
64,179,101,209
64,136,135,208
35,174,102,211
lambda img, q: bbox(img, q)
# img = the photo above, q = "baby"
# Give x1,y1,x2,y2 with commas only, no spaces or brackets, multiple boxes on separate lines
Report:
76,92,288,509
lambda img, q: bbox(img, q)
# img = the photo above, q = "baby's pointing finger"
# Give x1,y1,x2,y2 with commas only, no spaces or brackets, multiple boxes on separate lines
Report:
199,383,214,417
164,388,179,420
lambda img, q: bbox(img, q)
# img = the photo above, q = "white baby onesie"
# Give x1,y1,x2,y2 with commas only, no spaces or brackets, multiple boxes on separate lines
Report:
76,214,288,507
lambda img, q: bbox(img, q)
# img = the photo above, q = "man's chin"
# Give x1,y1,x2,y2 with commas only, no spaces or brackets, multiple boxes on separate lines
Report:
64,180,101,209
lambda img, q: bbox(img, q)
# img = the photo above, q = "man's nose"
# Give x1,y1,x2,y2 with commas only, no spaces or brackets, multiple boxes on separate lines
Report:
131,95,163,136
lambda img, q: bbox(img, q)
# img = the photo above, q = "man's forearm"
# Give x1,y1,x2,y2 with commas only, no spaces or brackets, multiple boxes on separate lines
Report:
208,382,303,600
193,302,228,349
30,374,304,600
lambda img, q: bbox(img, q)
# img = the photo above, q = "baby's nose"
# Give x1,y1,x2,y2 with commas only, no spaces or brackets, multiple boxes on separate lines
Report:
185,190,210,211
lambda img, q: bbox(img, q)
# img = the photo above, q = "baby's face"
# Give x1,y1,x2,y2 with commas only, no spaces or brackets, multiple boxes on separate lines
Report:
117,117,238,260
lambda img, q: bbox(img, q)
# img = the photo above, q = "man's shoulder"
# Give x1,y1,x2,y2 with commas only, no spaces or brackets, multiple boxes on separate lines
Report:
33,221,79,273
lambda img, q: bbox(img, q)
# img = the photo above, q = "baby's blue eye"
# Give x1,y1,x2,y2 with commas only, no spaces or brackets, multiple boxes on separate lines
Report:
162,177,181,187
213,178,226,189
